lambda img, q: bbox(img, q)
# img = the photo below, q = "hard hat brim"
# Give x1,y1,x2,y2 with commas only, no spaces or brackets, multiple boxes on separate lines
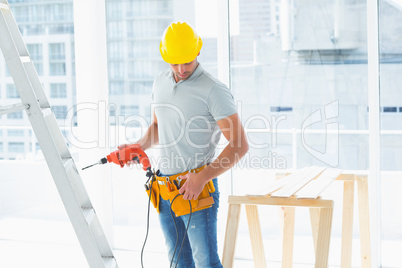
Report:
159,37,203,64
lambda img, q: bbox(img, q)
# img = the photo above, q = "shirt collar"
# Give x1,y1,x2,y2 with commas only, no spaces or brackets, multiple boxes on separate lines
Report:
170,63,203,84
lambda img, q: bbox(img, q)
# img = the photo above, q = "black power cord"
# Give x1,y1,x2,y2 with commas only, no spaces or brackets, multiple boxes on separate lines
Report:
141,175,192,268
141,175,154,268
169,194,192,268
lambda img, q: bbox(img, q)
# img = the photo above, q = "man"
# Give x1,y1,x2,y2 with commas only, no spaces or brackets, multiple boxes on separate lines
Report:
123,22,248,268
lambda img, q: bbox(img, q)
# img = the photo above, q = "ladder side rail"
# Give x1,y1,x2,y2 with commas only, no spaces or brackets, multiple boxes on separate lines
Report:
30,109,115,267
64,158,92,208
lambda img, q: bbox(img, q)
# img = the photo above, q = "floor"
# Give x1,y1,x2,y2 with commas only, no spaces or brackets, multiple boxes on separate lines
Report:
1,216,400,268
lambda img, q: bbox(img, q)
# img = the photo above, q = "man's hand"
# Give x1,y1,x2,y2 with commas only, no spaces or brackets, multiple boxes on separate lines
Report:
117,143,140,166
178,172,206,200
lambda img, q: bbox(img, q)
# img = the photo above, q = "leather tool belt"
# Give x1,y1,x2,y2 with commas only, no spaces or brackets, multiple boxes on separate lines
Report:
145,164,215,216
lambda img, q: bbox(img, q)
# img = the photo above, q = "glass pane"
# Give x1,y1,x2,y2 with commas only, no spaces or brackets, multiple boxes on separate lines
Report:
49,62,66,75
7,111,23,119
52,105,68,120
0,1,78,264
50,83,67,98
105,0,219,260
230,0,368,265
49,43,65,60
27,44,43,60
8,142,25,153
379,1,402,267
6,84,19,98
231,0,369,177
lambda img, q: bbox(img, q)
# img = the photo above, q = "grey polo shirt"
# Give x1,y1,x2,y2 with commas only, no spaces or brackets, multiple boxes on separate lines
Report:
152,63,237,175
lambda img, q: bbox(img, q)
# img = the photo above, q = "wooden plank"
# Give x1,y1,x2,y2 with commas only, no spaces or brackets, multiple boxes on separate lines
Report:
341,180,355,268
222,204,241,268
272,166,326,198
309,208,320,253
357,176,372,268
337,170,369,181
245,205,267,268
229,195,334,208
314,208,333,268
281,207,295,268
296,168,342,199
336,173,355,181
265,168,309,195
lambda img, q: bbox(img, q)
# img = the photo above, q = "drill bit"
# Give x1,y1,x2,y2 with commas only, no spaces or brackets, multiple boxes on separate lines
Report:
82,157,108,170
82,162,99,170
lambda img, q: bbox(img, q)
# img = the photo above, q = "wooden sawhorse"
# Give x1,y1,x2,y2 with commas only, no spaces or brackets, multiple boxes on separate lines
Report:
222,195,334,268
337,172,371,268
221,169,371,268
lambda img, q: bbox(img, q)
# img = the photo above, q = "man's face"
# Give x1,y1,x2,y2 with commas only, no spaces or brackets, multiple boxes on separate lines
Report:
170,58,198,82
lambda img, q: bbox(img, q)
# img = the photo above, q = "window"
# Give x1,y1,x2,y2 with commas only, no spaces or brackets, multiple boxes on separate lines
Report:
231,0,368,171
27,44,42,61
27,44,43,75
129,40,160,58
110,81,124,95
49,4,73,22
383,107,397,113
107,21,124,39
108,42,124,59
52,105,68,120
0,142,3,152
120,105,138,117
35,142,40,152
127,61,161,79
49,63,66,76
129,82,152,95
6,84,19,98
7,130,24,136
8,142,24,153
49,43,65,60
5,65,11,76
7,111,23,119
49,43,66,76
270,106,293,112
50,83,67,98
109,62,124,79
379,2,402,266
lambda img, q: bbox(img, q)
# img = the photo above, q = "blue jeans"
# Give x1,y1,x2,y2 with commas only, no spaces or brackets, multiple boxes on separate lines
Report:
158,177,223,268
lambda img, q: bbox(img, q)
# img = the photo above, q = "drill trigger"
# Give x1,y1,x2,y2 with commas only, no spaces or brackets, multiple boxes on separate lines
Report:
132,155,140,164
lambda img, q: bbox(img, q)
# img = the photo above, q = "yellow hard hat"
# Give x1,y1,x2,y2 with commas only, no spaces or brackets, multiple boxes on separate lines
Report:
159,22,203,64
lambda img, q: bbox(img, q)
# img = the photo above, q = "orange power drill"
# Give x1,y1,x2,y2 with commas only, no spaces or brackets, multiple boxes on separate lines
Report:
82,144,152,176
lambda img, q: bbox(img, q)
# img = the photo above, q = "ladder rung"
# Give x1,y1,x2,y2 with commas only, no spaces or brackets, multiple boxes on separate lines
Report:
42,107,53,118
82,207,95,225
0,3,9,10
0,102,25,116
20,56,30,63
103,257,117,268
62,157,74,173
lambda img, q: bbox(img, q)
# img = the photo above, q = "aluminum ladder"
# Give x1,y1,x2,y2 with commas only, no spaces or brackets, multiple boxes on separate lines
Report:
0,1,118,267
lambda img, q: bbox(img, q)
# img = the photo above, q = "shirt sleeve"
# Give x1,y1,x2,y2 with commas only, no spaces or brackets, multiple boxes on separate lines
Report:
207,83,238,121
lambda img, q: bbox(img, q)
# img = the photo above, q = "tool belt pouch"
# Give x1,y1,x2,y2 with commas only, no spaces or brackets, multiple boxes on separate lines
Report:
167,184,215,217
145,180,160,213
